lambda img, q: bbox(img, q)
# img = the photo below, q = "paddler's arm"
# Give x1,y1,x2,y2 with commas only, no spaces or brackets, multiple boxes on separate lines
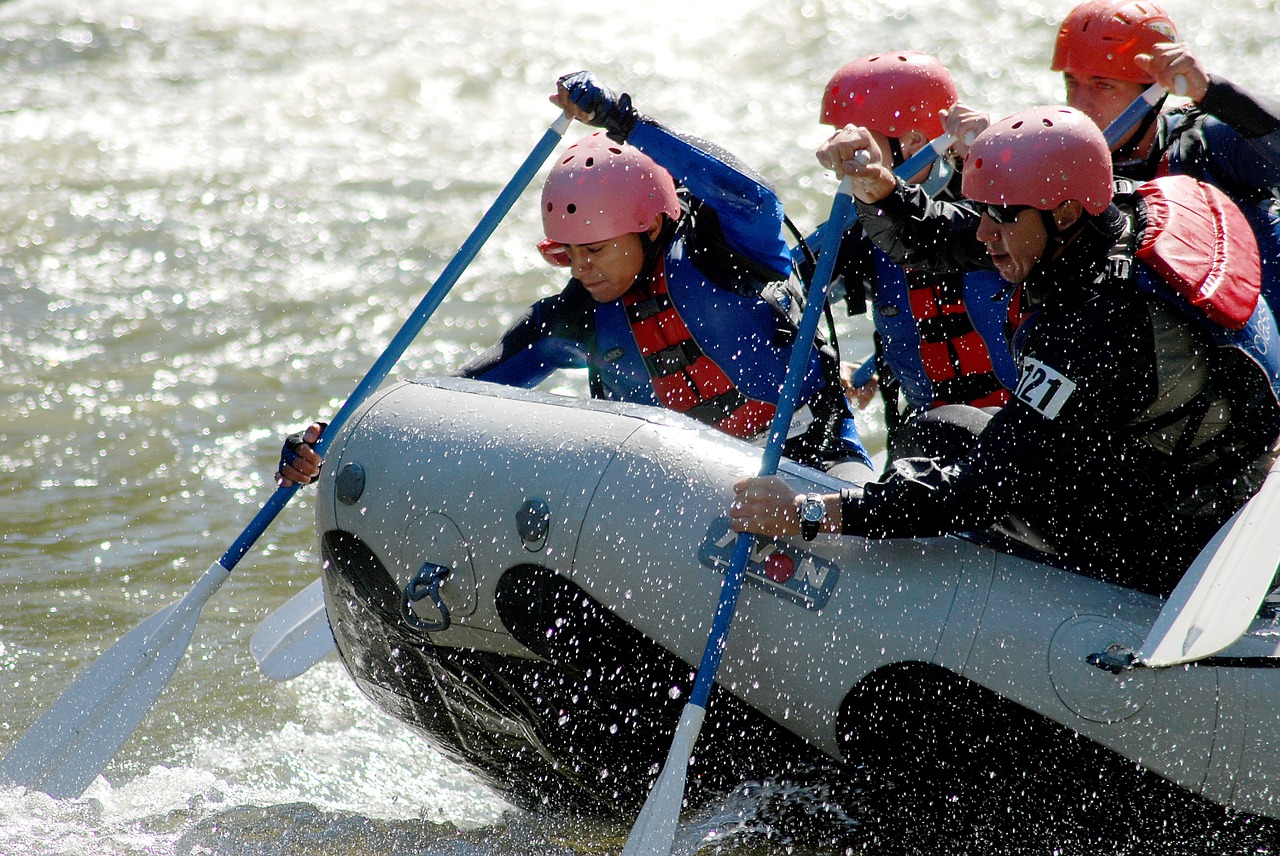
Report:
552,71,791,278
815,123,992,276
1136,43,1280,183
457,285,593,388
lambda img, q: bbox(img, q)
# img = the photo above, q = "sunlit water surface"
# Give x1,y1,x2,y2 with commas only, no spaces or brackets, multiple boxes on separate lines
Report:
1,0,1278,853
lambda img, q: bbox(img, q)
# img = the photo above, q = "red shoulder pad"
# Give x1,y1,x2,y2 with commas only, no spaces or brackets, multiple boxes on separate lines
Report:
1135,175,1260,330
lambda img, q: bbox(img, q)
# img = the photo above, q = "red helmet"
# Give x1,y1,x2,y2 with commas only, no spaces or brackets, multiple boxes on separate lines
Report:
962,106,1114,215
541,131,680,245
820,51,958,139
1051,0,1179,84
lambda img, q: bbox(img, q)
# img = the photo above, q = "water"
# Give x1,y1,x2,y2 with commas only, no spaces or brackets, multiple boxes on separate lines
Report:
0,0,1277,852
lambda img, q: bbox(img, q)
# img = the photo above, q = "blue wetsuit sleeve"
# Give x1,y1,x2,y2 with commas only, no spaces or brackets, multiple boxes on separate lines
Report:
1194,76,1280,187
457,288,592,388
627,118,791,278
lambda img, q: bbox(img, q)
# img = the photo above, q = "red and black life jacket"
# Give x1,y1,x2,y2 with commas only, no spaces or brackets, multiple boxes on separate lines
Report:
900,270,1012,410
621,261,777,439
865,246,1015,414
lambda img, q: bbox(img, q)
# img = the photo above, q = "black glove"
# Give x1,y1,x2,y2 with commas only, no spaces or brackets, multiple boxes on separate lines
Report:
277,422,328,479
557,70,638,142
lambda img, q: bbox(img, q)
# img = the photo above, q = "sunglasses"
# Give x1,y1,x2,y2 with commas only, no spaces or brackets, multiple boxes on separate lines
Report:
976,202,1032,225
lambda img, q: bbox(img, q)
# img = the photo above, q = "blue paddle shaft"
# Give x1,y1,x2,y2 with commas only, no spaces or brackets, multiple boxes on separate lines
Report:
687,178,855,709
685,135,969,708
895,133,951,183
1103,83,1164,149
219,114,572,572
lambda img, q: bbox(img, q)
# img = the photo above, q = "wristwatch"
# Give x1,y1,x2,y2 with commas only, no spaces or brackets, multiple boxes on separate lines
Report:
799,493,826,541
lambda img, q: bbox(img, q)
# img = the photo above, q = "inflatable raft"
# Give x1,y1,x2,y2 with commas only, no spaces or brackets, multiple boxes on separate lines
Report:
313,377,1280,846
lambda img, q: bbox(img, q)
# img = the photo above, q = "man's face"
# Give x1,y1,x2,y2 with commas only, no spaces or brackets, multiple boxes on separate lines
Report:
975,206,1049,284
1063,73,1148,146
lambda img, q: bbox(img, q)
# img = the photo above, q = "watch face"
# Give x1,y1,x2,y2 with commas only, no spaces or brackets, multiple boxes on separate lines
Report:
801,497,825,523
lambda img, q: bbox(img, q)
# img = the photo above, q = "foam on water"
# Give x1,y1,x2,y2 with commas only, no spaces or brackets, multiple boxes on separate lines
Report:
0,662,515,855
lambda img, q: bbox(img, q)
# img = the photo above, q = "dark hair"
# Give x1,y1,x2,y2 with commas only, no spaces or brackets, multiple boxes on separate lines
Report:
636,212,676,282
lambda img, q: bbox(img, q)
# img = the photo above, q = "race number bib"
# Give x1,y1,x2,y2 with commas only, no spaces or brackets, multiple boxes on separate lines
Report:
1014,356,1076,419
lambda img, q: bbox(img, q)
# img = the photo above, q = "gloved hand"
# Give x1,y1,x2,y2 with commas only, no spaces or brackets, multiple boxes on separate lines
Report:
555,71,638,142
276,421,327,487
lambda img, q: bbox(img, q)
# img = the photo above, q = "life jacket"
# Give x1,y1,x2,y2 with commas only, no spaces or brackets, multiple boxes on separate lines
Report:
1123,174,1262,333
869,249,1016,412
1000,174,1265,352
1239,198,1280,313
593,251,828,440
1004,284,1037,346
620,261,776,438
1149,110,1280,314
1114,176,1280,471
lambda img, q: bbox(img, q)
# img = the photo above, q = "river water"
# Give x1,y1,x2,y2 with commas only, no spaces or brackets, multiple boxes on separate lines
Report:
1,0,1277,853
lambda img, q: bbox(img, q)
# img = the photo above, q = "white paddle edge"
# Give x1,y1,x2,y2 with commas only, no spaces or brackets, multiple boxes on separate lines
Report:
0,560,230,798
620,703,705,856
250,577,335,681
1139,457,1280,667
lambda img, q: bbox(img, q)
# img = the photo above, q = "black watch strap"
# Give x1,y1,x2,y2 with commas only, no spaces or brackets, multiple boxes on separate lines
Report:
800,493,825,541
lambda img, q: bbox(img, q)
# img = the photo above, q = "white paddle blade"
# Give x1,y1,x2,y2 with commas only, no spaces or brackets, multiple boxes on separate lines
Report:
250,577,335,681
1140,460,1280,667
621,703,705,856
928,131,957,156
0,560,230,798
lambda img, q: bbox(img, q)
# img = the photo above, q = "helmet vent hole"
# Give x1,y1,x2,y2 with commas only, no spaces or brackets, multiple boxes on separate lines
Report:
566,203,577,214
1011,120,1025,130
584,156,595,168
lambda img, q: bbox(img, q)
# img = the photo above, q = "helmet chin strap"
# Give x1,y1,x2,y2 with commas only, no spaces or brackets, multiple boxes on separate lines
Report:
1021,208,1090,301
994,210,1091,304
888,136,905,170
1040,208,1066,247
1031,210,1069,273
634,213,676,288
1026,204,1123,305
1041,201,1096,254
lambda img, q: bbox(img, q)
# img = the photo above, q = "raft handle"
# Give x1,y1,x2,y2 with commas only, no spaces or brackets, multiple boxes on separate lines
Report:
402,561,452,633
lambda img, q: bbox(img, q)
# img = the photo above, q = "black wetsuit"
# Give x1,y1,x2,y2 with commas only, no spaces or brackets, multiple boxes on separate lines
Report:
841,181,1280,593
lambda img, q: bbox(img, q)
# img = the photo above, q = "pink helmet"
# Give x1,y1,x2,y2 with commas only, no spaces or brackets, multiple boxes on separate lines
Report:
1051,0,1179,84
962,106,1114,215
541,132,681,245
820,51,958,139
